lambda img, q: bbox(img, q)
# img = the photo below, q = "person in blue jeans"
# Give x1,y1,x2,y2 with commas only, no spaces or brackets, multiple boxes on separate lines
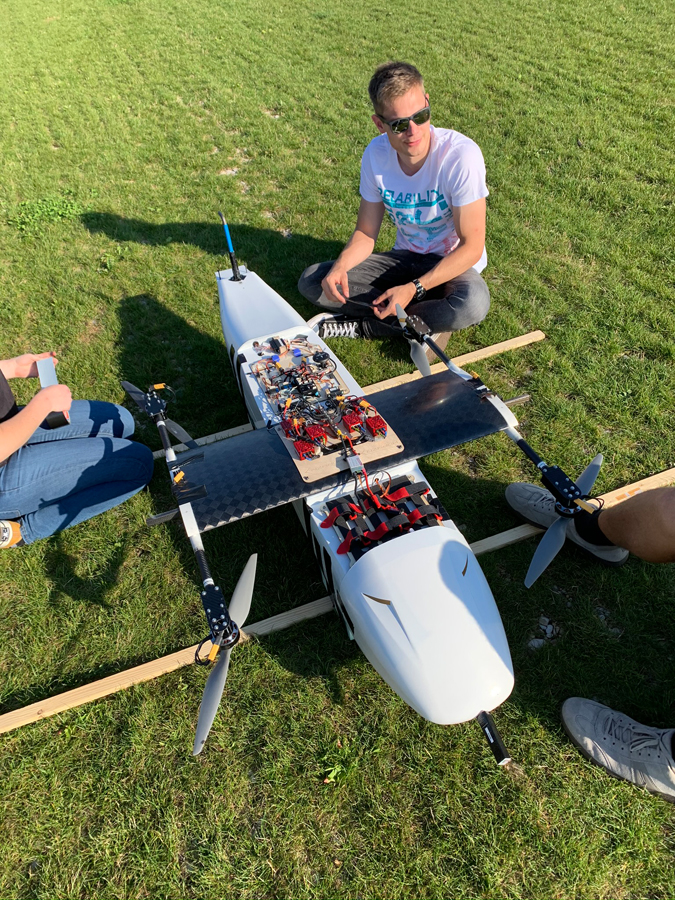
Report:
0,350,154,548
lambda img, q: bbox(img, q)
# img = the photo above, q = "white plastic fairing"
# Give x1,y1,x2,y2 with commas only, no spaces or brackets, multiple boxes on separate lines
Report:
217,267,307,358
338,526,514,724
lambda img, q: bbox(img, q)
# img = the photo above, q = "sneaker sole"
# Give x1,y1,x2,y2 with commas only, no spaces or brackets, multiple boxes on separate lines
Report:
561,713,675,803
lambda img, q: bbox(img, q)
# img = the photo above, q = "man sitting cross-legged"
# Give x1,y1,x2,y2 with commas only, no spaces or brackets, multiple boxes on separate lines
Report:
507,482,675,801
298,61,490,360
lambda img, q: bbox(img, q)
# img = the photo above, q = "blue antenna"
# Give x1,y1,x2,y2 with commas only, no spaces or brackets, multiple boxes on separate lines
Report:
218,212,242,281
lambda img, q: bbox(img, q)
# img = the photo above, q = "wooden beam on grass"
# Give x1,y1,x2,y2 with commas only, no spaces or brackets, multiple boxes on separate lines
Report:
152,422,254,460
152,330,546,457
0,597,336,736
363,330,546,394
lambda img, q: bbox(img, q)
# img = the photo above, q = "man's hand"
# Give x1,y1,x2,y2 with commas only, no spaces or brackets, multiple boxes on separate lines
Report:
6,351,58,380
373,283,416,320
321,266,350,305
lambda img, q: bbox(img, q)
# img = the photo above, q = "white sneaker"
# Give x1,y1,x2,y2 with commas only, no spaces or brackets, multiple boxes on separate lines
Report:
562,698,675,802
307,311,335,332
504,482,629,566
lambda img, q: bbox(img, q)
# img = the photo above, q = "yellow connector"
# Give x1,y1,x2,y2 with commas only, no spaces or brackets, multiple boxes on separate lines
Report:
153,383,166,390
574,498,596,514
173,470,185,484
207,642,220,662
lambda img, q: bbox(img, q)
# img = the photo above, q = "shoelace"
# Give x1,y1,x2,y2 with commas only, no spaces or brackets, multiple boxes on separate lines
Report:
323,321,358,338
604,715,663,754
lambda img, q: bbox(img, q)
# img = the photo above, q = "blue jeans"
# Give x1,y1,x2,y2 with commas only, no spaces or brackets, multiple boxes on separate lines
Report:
0,400,154,544
297,250,490,337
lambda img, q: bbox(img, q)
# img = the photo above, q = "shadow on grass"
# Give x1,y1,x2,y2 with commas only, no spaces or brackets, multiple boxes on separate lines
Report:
81,213,344,317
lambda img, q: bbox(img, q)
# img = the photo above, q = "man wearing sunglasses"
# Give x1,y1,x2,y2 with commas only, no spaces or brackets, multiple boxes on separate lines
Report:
298,61,490,357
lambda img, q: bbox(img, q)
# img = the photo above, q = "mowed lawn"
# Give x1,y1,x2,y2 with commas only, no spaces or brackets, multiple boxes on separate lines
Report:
0,0,674,896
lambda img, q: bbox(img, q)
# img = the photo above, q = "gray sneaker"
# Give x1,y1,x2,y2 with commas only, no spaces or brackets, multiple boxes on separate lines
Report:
562,698,675,802
504,482,629,566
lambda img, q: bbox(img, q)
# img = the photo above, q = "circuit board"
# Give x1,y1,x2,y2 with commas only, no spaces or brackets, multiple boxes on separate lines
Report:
248,334,403,481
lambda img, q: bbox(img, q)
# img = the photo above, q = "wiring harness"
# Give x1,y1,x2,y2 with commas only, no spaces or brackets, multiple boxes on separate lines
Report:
250,336,388,462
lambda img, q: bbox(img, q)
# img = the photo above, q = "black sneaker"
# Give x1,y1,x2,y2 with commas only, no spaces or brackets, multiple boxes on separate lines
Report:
308,313,361,339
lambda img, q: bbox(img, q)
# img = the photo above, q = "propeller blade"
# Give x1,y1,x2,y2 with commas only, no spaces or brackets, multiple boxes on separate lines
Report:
524,516,568,588
228,553,257,628
121,381,148,414
409,340,432,378
575,453,603,496
395,303,408,329
193,647,232,755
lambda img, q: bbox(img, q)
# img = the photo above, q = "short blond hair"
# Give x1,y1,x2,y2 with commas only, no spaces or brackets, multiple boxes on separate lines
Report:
368,62,425,114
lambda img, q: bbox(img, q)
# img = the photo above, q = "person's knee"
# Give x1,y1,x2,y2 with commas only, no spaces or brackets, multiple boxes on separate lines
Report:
297,262,328,304
445,274,490,330
121,441,154,488
135,442,155,487
117,405,136,439
468,277,490,325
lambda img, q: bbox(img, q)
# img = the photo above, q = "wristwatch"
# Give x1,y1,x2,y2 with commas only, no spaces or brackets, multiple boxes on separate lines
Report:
412,278,426,302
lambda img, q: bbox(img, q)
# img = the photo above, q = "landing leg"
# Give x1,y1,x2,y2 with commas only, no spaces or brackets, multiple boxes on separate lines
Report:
476,710,512,766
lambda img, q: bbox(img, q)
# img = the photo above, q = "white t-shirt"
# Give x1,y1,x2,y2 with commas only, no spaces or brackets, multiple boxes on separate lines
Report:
359,125,489,271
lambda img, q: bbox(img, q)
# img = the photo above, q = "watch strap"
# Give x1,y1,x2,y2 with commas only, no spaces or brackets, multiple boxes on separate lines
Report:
412,278,426,301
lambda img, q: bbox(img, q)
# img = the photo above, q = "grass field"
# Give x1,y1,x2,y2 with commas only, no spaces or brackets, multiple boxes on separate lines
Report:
0,0,674,896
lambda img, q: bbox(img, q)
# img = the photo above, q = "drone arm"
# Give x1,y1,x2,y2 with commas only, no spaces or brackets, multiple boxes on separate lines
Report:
503,426,587,513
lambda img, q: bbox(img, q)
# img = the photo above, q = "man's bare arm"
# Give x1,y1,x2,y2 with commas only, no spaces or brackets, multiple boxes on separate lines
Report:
321,199,385,304
373,197,486,319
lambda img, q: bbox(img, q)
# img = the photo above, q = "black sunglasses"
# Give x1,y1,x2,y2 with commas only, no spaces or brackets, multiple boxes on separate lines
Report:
380,104,431,134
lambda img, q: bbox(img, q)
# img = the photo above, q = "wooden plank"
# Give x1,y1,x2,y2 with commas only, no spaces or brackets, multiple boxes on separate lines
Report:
362,330,546,394
152,330,546,456
470,523,542,556
0,597,336,736
152,422,254,459
599,467,675,506
244,596,334,637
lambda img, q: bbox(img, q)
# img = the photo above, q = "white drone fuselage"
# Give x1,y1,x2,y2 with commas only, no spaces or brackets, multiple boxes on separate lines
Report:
217,267,514,725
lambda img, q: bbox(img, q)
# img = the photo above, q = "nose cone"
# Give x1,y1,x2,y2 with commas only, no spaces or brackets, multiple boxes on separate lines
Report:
339,527,514,724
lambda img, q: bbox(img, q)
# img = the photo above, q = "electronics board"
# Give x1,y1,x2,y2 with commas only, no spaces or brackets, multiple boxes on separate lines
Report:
247,333,404,481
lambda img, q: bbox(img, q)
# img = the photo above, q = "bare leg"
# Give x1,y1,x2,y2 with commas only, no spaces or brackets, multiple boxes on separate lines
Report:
599,487,675,563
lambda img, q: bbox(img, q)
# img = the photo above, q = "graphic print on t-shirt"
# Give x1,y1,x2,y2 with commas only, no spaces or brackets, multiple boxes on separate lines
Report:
378,186,457,255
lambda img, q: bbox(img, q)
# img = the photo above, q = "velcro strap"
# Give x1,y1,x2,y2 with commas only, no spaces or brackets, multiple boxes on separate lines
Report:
321,506,342,528
337,531,354,555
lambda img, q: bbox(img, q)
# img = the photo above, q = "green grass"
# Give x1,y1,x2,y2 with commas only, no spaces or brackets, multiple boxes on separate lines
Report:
0,0,674,896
